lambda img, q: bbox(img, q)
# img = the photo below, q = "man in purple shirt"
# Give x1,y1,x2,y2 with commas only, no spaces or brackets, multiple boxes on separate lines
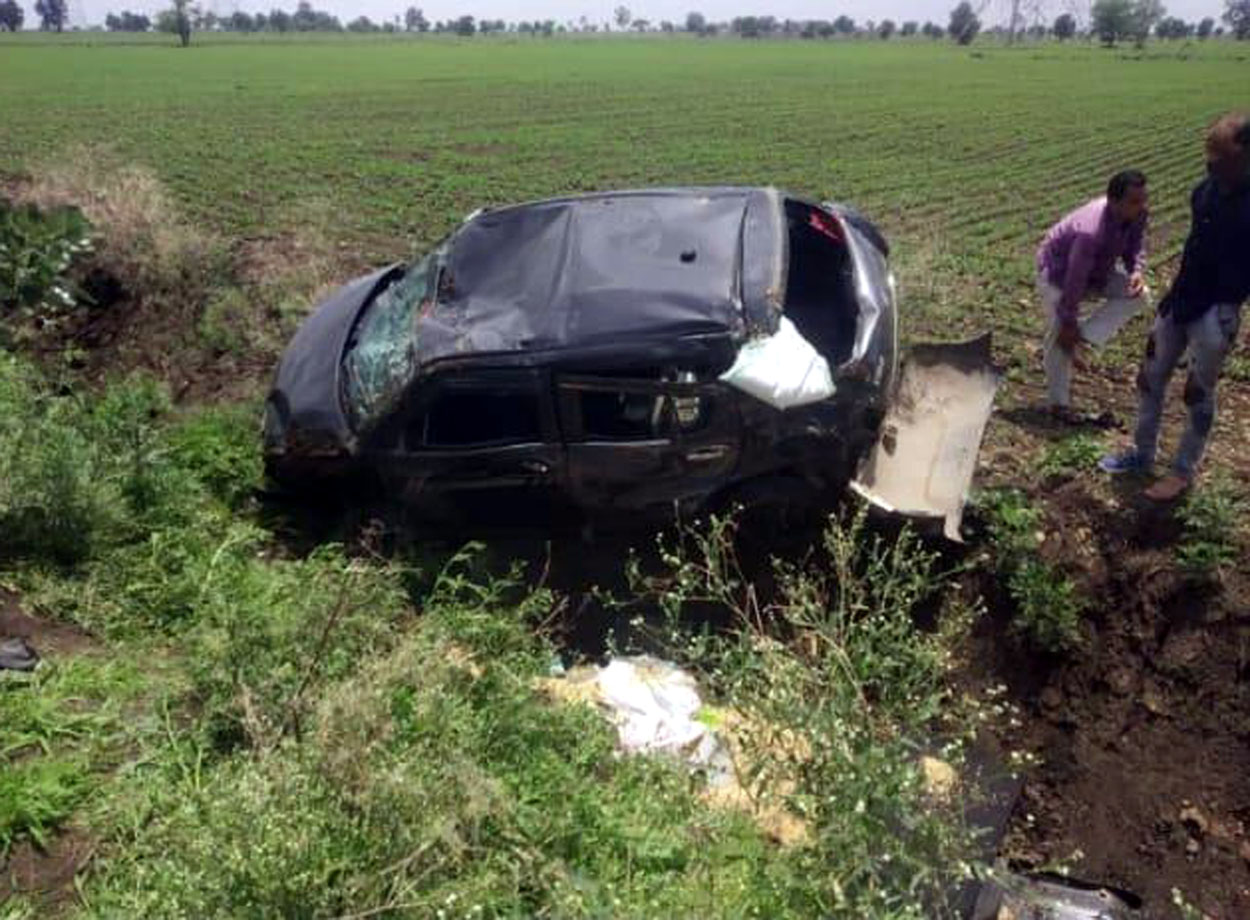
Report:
1102,112,1250,500
1036,170,1150,416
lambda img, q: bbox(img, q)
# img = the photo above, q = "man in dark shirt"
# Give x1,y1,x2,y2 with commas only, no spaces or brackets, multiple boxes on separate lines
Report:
1102,112,1250,500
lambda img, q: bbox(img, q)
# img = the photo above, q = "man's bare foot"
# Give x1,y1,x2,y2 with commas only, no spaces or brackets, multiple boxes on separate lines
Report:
1145,473,1190,502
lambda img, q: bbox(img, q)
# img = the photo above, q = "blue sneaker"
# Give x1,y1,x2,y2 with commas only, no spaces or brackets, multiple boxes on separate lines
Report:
1098,450,1151,474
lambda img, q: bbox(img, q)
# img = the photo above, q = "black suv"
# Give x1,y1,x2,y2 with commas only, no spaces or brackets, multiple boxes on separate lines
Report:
264,187,904,528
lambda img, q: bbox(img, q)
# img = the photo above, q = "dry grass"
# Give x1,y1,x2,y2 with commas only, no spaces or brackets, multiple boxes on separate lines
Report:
8,149,358,400
16,147,226,303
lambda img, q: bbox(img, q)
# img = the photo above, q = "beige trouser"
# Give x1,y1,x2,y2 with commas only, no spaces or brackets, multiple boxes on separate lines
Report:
1039,268,1148,407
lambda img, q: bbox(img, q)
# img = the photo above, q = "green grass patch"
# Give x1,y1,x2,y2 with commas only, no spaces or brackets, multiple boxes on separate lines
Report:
0,657,153,852
0,353,982,913
0,759,86,852
75,556,787,918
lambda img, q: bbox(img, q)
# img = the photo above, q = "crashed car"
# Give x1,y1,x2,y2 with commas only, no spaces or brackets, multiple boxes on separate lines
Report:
265,187,998,537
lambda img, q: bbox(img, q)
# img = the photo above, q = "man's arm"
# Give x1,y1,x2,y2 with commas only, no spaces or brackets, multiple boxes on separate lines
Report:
1160,183,1206,315
1235,195,1250,308
1057,232,1095,324
1122,217,1147,296
1124,217,1146,277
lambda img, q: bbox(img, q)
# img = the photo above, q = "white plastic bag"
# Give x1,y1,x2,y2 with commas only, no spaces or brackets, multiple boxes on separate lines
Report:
718,318,835,410
545,656,728,776
596,657,722,767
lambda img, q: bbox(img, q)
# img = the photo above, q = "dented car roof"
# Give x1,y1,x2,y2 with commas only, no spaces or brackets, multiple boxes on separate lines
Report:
416,187,787,367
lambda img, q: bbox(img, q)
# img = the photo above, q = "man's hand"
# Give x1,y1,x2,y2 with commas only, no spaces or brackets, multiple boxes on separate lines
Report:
1056,320,1083,354
1127,271,1146,298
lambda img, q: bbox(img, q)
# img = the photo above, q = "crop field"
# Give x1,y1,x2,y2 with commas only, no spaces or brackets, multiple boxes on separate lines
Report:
3,37,1247,316
2,34,1250,920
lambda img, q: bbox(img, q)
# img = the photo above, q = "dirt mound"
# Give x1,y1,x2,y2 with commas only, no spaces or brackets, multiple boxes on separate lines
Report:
0,827,95,911
971,474,1250,918
0,588,98,658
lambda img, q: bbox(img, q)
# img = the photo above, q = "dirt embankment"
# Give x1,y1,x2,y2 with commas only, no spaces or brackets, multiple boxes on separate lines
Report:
973,380,1250,918
4,155,352,404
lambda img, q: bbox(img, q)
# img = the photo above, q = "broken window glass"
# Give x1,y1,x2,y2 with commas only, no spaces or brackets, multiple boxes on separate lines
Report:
342,247,443,427
783,201,859,366
576,375,709,441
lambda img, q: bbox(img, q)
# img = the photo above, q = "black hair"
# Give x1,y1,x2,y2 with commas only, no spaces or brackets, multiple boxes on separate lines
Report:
1107,170,1148,201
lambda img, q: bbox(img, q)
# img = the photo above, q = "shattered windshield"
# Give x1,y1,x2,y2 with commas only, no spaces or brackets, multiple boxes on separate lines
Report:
342,246,444,428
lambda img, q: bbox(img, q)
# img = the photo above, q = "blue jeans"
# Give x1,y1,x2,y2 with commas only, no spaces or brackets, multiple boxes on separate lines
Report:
1132,304,1241,477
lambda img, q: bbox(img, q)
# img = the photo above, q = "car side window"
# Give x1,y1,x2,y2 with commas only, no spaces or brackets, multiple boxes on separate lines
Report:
564,378,711,442
408,386,543,449
581,390,665,439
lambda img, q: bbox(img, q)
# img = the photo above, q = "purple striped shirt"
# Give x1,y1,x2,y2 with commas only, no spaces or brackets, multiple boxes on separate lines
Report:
1037,196,1147,322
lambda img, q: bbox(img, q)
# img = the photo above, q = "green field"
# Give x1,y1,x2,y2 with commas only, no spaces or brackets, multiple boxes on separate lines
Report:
3,38,1246,328
3,36,1250,919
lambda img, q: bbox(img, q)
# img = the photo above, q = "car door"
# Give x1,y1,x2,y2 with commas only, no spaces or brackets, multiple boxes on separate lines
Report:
557,373,740,514
379,368,566,522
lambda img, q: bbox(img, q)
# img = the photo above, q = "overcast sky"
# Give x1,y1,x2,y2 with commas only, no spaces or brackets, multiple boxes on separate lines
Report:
52,0,1227,31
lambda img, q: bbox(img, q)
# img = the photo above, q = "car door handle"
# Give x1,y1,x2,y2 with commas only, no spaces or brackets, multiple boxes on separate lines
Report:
519,460,551,474
685,446,729,464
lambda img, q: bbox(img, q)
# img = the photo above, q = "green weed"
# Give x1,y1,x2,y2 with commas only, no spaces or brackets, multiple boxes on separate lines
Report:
0,759,86,852
627,509,977,917
0,655,154,852
1037,433,1105,480
977,488,1083,652
165,404,263,510
0,199,92,317
1007,559,1085,654
0,898,37,920
1224,352,1250,384
0,354,210,564
0,354,111,564
197,287,253,357
1176,478,1245,581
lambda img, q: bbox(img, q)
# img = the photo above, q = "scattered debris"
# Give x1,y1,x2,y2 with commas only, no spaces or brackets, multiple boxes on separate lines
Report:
542,656,725,766
851,334,1001,540
540,656,729,773
921,754,960,803
539,655,807,845
1178,804,1209,838
718,315,835,409
0,636,39,672
970,870,1142,919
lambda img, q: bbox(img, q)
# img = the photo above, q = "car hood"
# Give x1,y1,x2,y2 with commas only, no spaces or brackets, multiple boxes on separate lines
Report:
267,264,402,454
